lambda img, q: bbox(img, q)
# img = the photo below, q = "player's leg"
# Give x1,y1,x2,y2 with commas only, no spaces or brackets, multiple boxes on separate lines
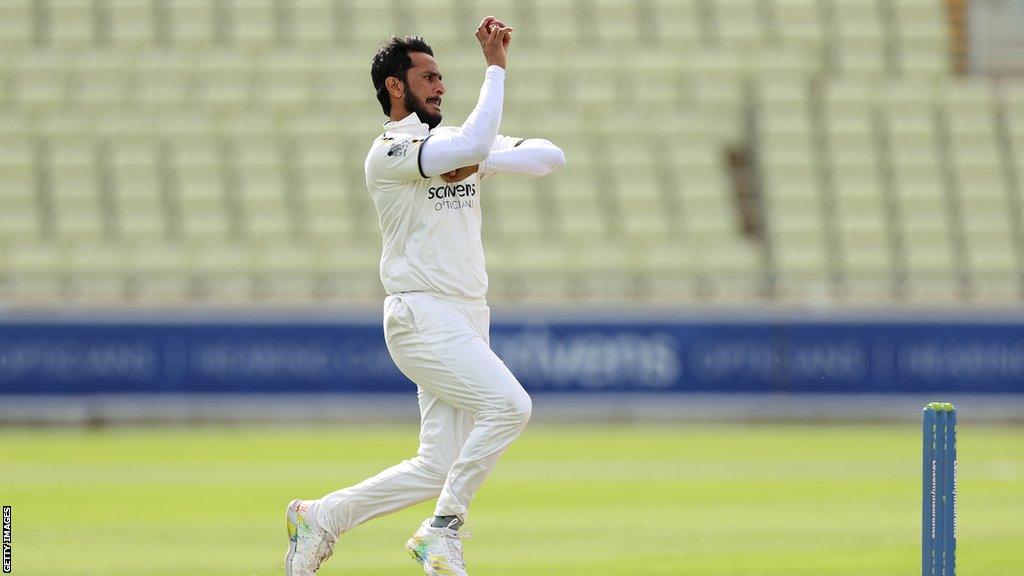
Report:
432,300,530,521
284,296,473,576
311,292,477,536
388,294,531,519
392,294,530,576
313,385,474,536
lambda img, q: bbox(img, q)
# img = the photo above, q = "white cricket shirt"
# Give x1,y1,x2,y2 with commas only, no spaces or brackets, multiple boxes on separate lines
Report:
365,113,489,301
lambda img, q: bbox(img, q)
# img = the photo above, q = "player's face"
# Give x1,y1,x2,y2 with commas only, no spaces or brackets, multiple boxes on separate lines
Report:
402,51,445,130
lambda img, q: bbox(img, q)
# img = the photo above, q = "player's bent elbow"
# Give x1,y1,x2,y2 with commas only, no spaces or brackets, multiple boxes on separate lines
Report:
465,140,493,165
548,146,566,173
538,144,566,175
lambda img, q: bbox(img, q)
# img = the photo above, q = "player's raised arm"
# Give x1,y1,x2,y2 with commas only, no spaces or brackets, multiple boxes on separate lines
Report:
419,17,514,178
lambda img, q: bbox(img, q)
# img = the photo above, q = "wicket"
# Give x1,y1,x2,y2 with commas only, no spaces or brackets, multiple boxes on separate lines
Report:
922,402,956,576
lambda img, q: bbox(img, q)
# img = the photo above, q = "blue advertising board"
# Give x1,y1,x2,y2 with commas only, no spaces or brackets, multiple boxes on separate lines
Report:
0,313,1022,394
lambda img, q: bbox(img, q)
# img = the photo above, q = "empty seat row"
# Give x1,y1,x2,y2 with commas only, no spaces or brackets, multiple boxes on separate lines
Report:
759,78,1024,300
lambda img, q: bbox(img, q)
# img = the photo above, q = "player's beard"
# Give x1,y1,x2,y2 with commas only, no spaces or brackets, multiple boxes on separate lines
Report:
405,87,442,130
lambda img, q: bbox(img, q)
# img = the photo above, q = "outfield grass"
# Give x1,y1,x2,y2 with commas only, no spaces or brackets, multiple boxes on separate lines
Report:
2,422,1022,575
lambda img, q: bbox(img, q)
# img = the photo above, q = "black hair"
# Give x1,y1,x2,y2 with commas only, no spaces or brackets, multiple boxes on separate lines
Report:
371,35,435,115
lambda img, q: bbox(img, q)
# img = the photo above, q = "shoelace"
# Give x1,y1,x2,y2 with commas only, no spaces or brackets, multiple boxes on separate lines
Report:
311,528,335,570
441,531,466,570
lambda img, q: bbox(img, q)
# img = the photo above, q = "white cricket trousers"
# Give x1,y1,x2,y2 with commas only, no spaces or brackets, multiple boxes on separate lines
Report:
316,291,532,537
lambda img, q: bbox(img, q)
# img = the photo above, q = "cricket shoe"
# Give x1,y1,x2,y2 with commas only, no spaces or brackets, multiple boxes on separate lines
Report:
405,518,469,576
285,499,335,576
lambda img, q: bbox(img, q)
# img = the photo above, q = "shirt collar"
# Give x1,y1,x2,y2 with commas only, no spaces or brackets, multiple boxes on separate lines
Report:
382,112,430,137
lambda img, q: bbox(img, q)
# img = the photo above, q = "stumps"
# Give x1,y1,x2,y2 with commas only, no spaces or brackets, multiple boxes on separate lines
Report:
923,402,956,576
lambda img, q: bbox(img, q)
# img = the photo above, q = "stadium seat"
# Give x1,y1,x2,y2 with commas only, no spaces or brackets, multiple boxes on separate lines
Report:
408,0,465,50
252,242,320,301
3,242,68,302
165,0,218,47
194,52,254,108
117,202,168,241
0,137,36,199
65,242,130,301
106,0,157,47
530,0,581,48
317,241,386,302
638,241,697,298
495,240,574,301
48,0,97,47
187,242,254,302
0,1,34,48
0,205,41,242
691,50,747,142
127,241,190,302
714,0,765,49
592,0,647,47
554,190,610,239
650,0,702,46
231,0,280,48
12,52,72,108
287,0,338,46
254,51,316,109
131,52,192,106
73,52,132,107
694,237,763,296
47,139,100,207
566,240,640,298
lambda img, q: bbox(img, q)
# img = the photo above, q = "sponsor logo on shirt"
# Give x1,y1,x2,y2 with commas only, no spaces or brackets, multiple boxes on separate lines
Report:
427,182,477,199
428,183,477,212
433,198,474,211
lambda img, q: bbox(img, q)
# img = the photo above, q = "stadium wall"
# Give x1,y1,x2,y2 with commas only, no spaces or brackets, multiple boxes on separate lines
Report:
1,311,1023,396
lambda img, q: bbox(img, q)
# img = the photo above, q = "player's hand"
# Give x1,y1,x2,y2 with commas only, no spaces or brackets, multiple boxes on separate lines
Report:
441,164,479,183
476,16,513,69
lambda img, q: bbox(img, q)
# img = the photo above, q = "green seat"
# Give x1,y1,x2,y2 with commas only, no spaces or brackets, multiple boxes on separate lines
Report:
251,242,319,301
0,1,33,48
134,52,194,106
0,205,41,241
555,194,609,238
47,0,95,47
53,201,107,240
106,0,156,47
231,0,278,48
3,242,68,301
166,0,217,47
290,0,338,46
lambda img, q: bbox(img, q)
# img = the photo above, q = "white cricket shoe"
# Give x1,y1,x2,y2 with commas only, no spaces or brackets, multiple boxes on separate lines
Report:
405,518,469,576
285,499,335,576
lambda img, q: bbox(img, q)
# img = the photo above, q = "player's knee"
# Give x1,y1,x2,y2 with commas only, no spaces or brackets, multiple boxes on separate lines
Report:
506,390,532,427
412,454,454,479
476,388,531,428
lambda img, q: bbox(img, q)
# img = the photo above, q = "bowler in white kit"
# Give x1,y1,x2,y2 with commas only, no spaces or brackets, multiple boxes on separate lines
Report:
284,16,565,576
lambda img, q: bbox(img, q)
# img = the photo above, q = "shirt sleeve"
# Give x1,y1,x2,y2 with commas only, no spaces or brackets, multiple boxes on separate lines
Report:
478,138,566,180
365,136,430,185
418,65,506,178
491,134,526,152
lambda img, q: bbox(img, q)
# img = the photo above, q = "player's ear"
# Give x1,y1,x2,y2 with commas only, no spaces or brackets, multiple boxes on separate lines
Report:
385,77,403,99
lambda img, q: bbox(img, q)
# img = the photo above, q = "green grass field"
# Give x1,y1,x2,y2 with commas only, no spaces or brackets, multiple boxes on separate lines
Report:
2,422,1022,575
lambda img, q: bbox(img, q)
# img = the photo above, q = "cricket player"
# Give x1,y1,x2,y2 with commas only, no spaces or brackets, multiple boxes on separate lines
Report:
284,16,565,576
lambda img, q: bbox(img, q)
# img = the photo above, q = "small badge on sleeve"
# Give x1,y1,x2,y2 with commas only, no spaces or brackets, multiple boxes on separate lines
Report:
387,140,412,157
